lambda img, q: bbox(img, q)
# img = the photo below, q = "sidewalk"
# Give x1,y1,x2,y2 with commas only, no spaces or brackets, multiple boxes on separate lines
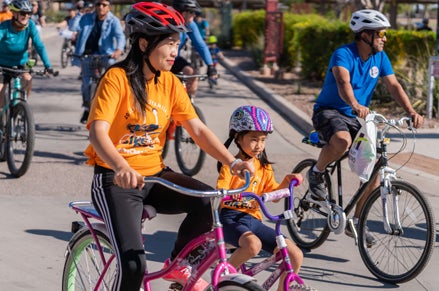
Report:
220,52,439,178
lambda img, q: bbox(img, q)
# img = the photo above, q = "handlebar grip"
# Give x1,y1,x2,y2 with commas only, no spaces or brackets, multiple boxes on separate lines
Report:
262,188,290,202
290,178,300,187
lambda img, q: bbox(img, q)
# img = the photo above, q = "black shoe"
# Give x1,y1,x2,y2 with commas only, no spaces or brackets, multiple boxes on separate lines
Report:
345,222,376,248
307,167,327,201
80,110,89,124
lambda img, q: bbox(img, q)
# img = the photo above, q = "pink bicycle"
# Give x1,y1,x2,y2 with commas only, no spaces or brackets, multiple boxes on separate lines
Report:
61,172,266,291
226,181,315,291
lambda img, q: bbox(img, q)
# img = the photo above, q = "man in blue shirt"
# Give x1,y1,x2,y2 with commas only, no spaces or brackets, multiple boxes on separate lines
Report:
72,0,125,124
307,9,423,246
171,0,217,98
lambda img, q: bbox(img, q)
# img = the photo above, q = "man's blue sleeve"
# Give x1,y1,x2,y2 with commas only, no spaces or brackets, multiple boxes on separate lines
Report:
112,17,126,51
188,21,213,66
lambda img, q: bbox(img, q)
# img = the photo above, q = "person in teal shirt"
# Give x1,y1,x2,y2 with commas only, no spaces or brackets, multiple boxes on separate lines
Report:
0,0,52,108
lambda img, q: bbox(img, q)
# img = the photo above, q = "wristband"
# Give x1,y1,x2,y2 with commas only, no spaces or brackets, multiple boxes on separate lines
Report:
230,158,242,175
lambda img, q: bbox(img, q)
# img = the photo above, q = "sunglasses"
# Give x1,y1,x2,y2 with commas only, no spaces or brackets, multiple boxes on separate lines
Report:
19,11,31,16
95,2,109,7
375,31,387,38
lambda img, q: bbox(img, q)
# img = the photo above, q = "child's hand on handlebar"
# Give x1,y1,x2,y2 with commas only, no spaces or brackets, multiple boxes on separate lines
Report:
279,173,303,189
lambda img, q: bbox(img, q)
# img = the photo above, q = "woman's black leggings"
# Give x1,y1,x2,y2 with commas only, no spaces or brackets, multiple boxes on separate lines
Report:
92,166,213,291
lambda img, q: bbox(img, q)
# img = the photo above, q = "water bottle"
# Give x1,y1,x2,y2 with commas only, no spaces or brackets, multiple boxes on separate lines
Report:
309,130,320,144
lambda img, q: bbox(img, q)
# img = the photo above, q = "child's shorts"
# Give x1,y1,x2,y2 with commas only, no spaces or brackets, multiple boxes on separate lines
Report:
220,208,278,253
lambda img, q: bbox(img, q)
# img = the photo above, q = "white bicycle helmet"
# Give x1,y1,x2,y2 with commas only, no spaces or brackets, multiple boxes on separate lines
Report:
350,9,390,33
9,0,32,12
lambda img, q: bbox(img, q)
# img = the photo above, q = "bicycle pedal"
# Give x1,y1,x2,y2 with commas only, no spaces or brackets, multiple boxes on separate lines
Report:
168,282,183,290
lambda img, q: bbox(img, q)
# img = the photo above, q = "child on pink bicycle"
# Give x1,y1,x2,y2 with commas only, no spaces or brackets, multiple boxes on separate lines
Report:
217,105,304,291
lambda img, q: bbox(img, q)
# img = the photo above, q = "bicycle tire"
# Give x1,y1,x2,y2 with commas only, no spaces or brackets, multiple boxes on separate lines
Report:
6,102,35,177
162,139,169,159
285,158,331,249
217,280,265,291
174,105,206,176
61,42,69,68
0,112,6,161
89,81,98,107
358,181,435,283
62,229,117,291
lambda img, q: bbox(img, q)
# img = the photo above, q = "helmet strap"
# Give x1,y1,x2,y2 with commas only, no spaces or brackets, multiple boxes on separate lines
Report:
12,15,28,30
232,132,252,160
143,51,160,84
237,144,252,160
361,32,377,55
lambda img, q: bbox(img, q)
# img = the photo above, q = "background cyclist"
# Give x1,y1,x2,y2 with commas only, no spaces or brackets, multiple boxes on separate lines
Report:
171,0,218,98
0,0,12,23
306,9,423,246
71,0,125,124
0,0,53,108
84,3,253,290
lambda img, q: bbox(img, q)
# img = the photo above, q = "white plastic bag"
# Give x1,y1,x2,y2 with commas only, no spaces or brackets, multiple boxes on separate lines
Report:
348,113,377,182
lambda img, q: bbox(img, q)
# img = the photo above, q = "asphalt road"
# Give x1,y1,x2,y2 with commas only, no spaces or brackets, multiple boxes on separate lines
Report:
0,26,438,291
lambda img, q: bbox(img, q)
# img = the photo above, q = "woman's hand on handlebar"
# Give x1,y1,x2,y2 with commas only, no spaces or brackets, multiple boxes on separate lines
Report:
231,159,255,180
113,166,144,190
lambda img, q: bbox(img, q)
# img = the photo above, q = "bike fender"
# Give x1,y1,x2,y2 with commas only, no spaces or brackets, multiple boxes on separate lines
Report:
65,222,108,258
91,223,108,235
218,273,257,285
70,222,107,239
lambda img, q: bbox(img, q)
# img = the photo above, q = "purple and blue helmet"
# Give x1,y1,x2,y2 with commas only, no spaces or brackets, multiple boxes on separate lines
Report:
229,105,273,133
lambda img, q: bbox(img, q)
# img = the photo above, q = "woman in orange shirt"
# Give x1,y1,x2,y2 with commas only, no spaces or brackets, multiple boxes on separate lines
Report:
84,3,253,290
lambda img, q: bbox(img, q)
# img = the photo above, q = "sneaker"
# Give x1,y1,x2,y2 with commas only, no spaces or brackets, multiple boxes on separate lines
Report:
162,258,209,291
80,110,89,124
345,222,376,248
307,167,327,201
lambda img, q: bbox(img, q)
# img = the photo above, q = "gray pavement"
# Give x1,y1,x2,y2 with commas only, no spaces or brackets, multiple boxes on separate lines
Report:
0,25,438,290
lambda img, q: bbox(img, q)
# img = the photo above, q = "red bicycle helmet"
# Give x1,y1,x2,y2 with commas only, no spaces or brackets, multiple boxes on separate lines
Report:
125,2,189,37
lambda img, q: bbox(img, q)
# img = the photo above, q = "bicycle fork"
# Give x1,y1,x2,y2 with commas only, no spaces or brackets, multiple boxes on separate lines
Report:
380,166,403,235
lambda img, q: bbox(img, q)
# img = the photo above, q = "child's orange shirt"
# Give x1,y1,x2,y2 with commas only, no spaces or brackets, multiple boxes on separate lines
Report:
217,159,279,220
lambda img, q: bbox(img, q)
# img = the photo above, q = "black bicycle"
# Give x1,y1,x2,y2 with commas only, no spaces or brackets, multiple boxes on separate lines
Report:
60,36,75,69
0,63,58,177
74,54,111,100
161,73,207,176
285,113,435,283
